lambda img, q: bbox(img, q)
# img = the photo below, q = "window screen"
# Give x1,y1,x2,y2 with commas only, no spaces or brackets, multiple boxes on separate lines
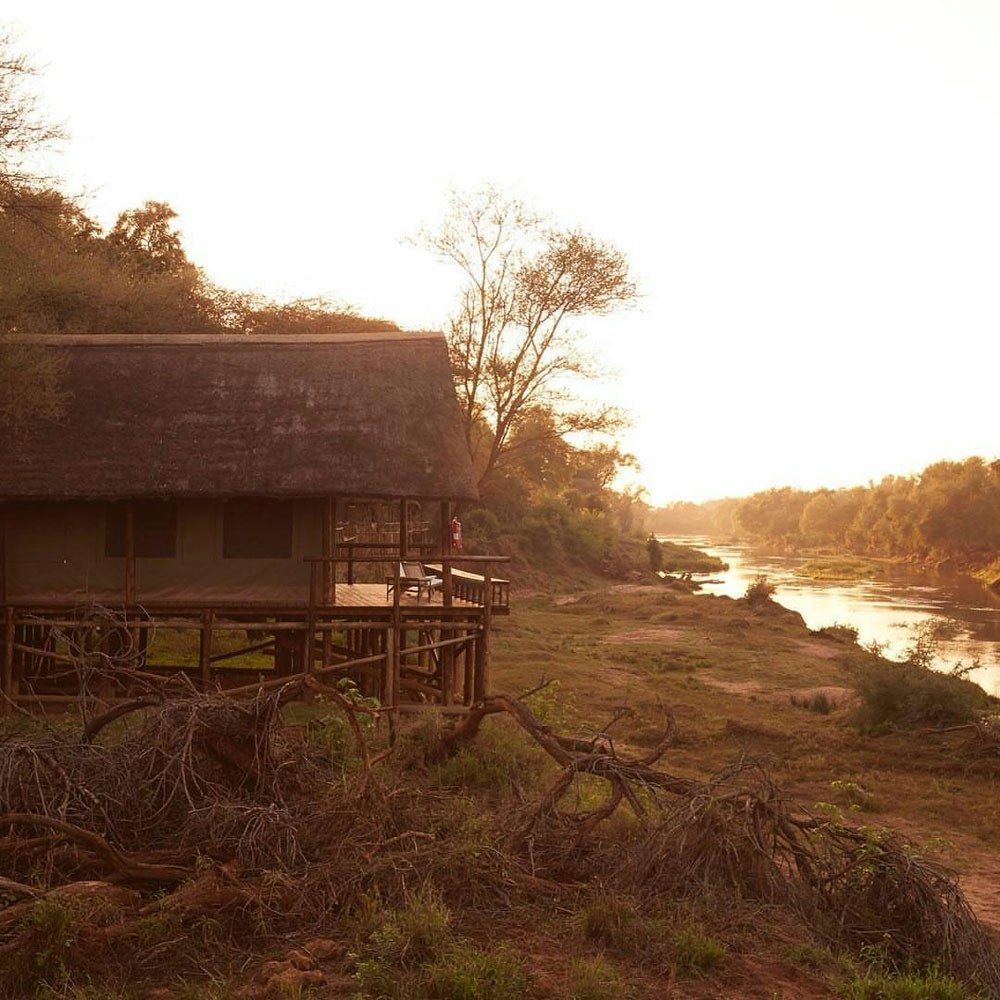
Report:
223,498,294,558
105,501,177,558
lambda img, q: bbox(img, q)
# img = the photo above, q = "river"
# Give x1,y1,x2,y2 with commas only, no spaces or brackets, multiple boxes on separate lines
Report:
662,536,1000,698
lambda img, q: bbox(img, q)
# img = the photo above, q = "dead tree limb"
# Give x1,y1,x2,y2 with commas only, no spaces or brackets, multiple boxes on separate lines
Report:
0,813,191,884
81,697,161,744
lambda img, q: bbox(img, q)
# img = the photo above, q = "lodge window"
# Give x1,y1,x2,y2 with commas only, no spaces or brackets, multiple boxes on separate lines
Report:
223,498,294,559
105,501,177,558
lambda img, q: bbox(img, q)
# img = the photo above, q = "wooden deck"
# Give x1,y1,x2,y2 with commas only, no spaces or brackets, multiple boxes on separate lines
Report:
334,580,509,610
2,570,510,714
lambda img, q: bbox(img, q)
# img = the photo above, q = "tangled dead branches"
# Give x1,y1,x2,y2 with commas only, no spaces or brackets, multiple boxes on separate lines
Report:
1,685,998,997
437,693,1000,994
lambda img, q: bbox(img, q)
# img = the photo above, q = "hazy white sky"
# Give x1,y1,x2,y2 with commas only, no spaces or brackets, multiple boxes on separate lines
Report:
5,0,999,505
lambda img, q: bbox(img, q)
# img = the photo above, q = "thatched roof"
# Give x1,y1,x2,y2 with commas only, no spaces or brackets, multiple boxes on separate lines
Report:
0,333,479,501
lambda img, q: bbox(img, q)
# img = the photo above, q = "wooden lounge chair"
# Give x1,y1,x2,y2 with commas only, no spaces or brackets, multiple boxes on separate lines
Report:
386,561,442,602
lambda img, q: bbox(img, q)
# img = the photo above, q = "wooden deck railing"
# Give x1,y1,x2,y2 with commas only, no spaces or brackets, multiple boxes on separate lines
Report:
423,564,509,609
306,553,510,611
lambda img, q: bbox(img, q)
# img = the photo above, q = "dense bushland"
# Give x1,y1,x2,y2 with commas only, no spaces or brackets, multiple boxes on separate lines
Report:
650,456,1000,574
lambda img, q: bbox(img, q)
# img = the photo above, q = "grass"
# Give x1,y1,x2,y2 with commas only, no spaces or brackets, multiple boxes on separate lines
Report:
143,627,275,670
350,885,533,998
836,965,988,999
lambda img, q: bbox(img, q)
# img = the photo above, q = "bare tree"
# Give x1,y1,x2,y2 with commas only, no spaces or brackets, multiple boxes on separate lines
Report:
417,187,638,489
0,29,64,197
0,30,69,429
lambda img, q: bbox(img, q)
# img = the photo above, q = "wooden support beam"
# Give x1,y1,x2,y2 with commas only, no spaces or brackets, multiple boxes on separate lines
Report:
199,608,213,685
439,501,455,705
474,568,493,702
399,497,410,561
0,506,6,606
3,606,14,711
387,573,402,709
325,497,337,604
125,501,136,605
464,634,476,706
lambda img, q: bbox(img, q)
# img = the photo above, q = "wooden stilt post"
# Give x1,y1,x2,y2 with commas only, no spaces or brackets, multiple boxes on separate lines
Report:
3,606,14,712
0,505,6,607
321,498,335,669
125,501,136,605
399,498,410,561
474,565,493,702
323,497,336,604
439,501,455,704
304,580,316,676
439,501,453,604
199,609,213,686
464,626,475,706
388,569,402,710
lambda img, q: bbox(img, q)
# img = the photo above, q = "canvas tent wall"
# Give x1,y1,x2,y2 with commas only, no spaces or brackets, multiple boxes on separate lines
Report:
2,498,326,604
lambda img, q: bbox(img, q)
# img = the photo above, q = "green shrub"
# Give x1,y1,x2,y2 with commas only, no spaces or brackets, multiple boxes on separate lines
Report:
356,883,453,970
847,656,990,734
574,893,665,960
657,540,728,574
566,956,635,999
670,927,726,975
24,898,76,986
650,647,711,673
430,727,546,796
524,679,576,730
419,943,532,999
576,893,641,951
563,510,612,566
829,779,877,812
743,574,777,608
790,691,834,714
462,506,501,549
836,965,985,999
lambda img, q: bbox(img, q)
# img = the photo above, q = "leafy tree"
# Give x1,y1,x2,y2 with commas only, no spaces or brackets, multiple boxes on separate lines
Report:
914,457,1000,556
798,487,865,546
105,200,191,278
222,293,399,336
417,186,637,490
0,334,67,436
0,31,70,426
0,188,224,336
736,487,811,544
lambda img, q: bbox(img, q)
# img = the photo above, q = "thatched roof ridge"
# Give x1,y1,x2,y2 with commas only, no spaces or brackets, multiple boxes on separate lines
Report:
0,332,479,501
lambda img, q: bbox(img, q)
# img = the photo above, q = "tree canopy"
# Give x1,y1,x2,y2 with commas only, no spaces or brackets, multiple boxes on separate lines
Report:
650,456,1000,572
417,186,638,492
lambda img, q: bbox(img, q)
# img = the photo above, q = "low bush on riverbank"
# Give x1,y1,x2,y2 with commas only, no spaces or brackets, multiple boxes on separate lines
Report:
794,556,879,581
647,537,729,575
847,654,994,734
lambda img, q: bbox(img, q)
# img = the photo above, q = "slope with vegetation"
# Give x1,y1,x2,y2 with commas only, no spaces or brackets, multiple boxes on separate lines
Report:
1,568,998,999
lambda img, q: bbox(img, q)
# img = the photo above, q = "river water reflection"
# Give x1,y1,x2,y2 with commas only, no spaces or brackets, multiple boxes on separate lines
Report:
663,536,1000,698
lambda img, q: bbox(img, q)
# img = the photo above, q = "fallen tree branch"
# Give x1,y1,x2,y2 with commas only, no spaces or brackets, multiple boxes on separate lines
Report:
0,813,191,884
81,697,161,744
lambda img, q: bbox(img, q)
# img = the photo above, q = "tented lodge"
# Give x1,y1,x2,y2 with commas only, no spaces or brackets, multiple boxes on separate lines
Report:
0,332,508,712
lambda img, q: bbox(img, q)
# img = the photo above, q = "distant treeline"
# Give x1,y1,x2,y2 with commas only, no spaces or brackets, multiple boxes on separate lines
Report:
648,456,1000,574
